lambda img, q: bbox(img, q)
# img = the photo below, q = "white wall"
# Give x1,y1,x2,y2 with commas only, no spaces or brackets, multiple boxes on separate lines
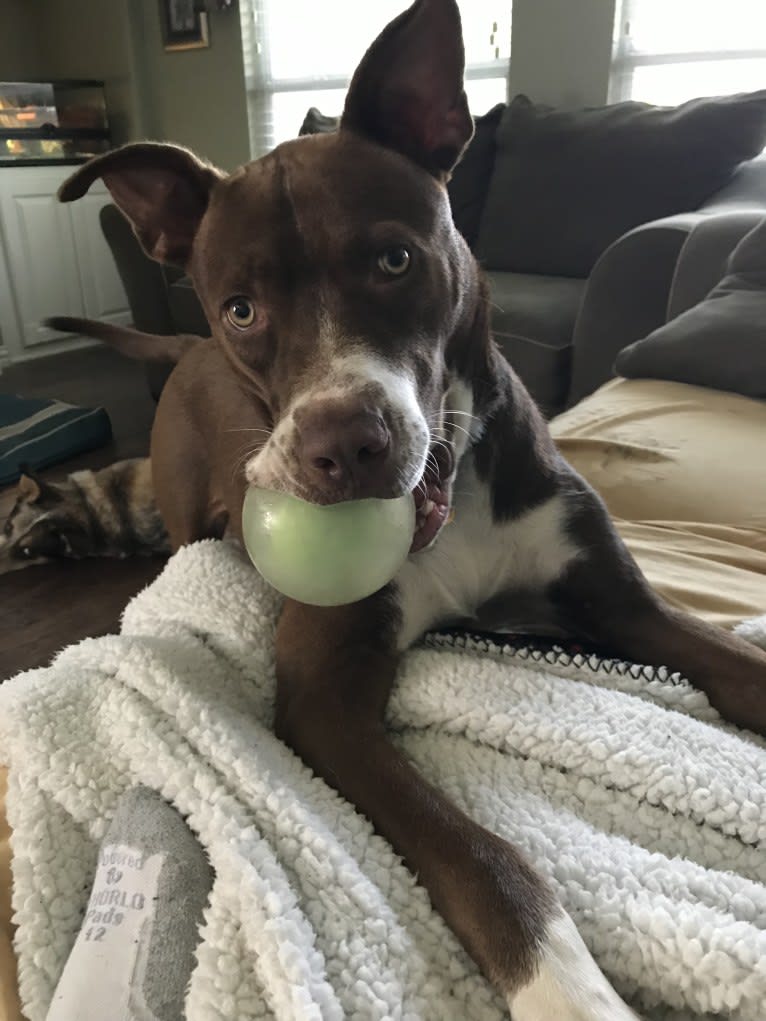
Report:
509,0,617,109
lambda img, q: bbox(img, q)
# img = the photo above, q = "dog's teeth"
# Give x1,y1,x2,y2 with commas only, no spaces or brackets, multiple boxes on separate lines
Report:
422,499,435,517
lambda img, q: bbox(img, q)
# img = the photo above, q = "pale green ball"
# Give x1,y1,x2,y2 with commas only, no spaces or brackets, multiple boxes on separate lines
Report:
242,487,415,606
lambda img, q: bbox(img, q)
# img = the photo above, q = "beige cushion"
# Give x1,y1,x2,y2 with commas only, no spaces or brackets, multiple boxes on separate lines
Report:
551,377,766,628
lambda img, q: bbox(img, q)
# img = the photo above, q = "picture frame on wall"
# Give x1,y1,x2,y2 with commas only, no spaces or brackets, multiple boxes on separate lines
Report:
160,0,210,51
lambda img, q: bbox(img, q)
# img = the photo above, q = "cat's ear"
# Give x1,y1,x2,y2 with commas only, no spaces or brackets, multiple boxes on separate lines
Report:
17,471,42,503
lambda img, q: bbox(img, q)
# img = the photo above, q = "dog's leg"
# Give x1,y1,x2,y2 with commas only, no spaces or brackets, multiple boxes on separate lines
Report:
149,384,229,550
275,596,638,1020
554,492,766,733
150,449,216,550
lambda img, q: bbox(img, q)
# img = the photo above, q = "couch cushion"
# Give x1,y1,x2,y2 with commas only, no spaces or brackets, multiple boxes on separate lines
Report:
298,107,339,136
475,91,766,278
487,271,586,414
489,271,586,347
615,215,766,397
445,104,504,247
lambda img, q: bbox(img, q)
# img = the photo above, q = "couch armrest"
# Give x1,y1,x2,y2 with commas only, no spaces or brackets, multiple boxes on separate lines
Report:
567,156,766,408
666,210,766,319
566,213,703,407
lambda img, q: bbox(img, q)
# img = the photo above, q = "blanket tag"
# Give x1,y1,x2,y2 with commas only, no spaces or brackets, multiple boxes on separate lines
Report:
46,843,164,1021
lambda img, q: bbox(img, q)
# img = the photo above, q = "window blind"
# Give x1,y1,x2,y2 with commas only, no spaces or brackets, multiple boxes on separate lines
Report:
240,0,511,157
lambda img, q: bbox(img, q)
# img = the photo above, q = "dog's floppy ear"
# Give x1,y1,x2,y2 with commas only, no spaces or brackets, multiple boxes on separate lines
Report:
58,142,223,266
341,0,474,178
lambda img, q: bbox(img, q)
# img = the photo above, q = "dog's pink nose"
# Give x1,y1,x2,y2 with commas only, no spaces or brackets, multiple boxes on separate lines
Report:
295,402,392,497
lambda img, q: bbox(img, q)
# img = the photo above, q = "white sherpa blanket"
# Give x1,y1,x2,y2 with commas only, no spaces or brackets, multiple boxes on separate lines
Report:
1,541,765,1021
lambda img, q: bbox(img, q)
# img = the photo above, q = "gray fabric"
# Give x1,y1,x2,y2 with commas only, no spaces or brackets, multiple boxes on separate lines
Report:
666,211,765,320
488,271,585,348
299,106,339,136
567,215,702,407
446,103,504,247
616,215,766,397
487,271,585,414
475,91,766,278
702,153,766,212
47,785,213,1021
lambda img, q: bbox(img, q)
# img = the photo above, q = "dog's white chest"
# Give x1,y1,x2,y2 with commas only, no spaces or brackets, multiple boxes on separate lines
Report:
393,459,581,649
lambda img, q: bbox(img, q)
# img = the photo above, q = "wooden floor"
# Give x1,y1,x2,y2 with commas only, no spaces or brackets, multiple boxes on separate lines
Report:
0,345,166,681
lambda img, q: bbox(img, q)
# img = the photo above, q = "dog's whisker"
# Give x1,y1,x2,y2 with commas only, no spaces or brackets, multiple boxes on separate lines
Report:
224,427,273,437
441,410,481,425
446,424,472,443
231,442,264,482
441,409,479,419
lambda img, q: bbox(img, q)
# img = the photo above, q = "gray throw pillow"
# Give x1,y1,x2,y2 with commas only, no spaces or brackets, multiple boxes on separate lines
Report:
615,215,766,398
475,91,766,278
446,103,505,248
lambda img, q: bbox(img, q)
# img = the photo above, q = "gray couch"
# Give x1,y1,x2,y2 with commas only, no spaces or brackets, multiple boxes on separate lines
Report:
480,173,766,416
571,203,766,402
447,92,766,416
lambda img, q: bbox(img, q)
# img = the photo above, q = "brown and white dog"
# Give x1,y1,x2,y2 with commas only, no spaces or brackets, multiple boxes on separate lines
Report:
54,2,766,1016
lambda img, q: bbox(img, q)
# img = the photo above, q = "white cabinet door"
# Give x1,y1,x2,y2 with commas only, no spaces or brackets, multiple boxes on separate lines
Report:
69,187,131,325
0,168,83,357
0,165,130,362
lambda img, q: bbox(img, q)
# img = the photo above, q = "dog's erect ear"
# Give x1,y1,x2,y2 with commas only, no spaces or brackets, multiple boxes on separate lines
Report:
341,0,474,177
58,143,223,266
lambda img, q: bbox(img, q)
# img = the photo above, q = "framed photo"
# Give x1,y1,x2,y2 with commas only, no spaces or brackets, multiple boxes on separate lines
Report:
160,0,210,51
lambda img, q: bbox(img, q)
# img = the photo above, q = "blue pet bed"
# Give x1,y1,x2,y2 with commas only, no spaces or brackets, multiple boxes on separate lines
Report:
0,393,112,486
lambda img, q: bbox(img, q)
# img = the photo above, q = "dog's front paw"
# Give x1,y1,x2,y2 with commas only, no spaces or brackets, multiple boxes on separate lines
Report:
705,672,766,736
506,910,641,1021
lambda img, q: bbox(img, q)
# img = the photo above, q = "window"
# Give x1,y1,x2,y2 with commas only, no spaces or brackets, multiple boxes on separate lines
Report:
240,1,510,157
610,0,766,105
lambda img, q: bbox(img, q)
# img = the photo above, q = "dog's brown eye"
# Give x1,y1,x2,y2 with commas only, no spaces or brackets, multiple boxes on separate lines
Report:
225,297,256,329
377,246,411,276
